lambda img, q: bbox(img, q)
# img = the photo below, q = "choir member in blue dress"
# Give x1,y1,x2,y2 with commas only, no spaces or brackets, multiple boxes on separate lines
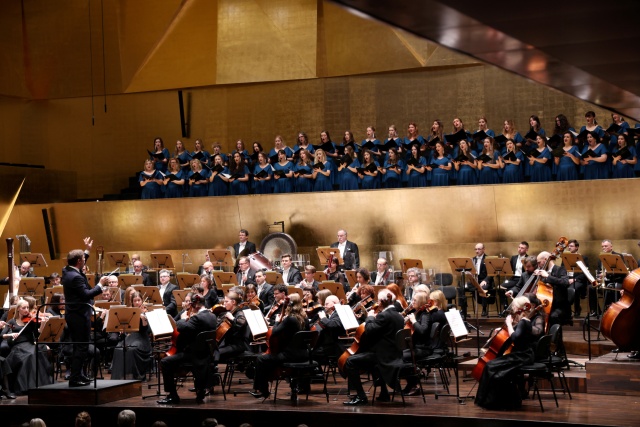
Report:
139,159,164,199
208,154,230,196
476,116,496,138
449,117,471,153
579,111,606,148
228,151,250,195
405,144,427,187
249,141,265,168
381,148,404,188
402,122,425,160
150,137,170,173
477,137,502,184
174,140,192,174
359,150,380,189
427,141,452,187
252,152,273,194
380,125,401,161
312,149,333,191
553,132,580,181
188,159,211,197
294,149,314,192
337,145,360,191
501,120,525,152
529,115,546,138
191,139,210,168
163,158,185,198
426,119,444,157
340,131,358,157
318,131,338,165
453,139,478,185
528,135,552,182
605,113,630,152
211,143,229,166
580,131,609,180
553,114,575,137
500,139,524,183
273,150,295,193
231,139,250,165
611,134,637,178
269,136,294,164
293,132,315,159
360,126,381,160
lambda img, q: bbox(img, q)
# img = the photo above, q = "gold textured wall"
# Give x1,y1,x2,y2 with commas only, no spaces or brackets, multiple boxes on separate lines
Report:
2,179,640,279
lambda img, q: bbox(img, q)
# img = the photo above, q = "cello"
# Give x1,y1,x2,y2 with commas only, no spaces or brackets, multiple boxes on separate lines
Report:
601,267,640,351
534,237,568,320
264,295,290,355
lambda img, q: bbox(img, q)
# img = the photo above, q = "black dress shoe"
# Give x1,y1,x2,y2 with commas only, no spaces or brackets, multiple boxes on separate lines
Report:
627,352,640,360
376,393,391,402
249,390,270,399
79,375,92,383
481,310,488,317
69,379,91,387
0,389,16,399
196,390,206,404
157,395,180,405
404,387,420,396
343,396,368,406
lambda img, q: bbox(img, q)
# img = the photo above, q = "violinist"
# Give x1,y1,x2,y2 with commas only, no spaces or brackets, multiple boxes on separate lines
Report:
401,290,448,396
351,285,375,323
175,292,194,321
346,268,371,306
250,294,308,400
343,290,404,406
313,295,346,360
403,267,425,302
297,265,320,291
371,258,393,286
265,284,288,326
243,284,264,312
254,271,274,315
386,283,408,311
216,291,250,364
301,284,323,324
533,251,570,329
475,295,545,410
324,257,349,294
111,291,152,380
1,298,52,395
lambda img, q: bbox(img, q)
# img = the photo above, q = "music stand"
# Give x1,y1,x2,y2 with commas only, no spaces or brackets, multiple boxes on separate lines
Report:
118,274,143,289
485,258,512,315
151,253,174,270
208,250,233,271
132,286,162,304
319,281,345,301
21,253,48,269
286,286,303,298
623,254,638,270
344,270,357,288
221,284,235,296
106,252,131,272
44,285,64,304
448,257,481,354
106,307,142,380
176,273,199,290
314,272,328,282
372,285,386,301
18,278,45,299
264,271,284,285
600,253,628,307
399,258,423,273
316,247,343,267
38,317,66,343
172,290,190,310
213,272,237,289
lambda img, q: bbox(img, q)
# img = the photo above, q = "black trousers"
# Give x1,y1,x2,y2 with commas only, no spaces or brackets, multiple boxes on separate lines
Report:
67,312,91,381
344,352,387,398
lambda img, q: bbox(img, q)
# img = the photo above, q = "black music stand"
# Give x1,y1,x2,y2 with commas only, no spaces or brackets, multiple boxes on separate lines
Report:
600,254,627,307
143,311,175,399
106,307,142,380
208,250,233,272
448,258,482,355
485,257,513,316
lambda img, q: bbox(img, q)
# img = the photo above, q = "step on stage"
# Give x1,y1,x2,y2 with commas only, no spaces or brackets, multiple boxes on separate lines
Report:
28,380,141,405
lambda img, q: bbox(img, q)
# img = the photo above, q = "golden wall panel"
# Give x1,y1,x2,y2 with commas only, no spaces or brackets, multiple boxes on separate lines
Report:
0,2,29,98
2,180,639,280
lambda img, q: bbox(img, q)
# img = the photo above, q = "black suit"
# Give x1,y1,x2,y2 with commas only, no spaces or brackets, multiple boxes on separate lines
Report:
257,283,275,315
236,268,257,286
569,254,591,315
233,241,257,257
474,254,494,312
599,251,626,307
161,283,179,317
281,267,302,286
503,254,528,290
161,309,217,397
134,272,152,287
540,264,570,328
371,270,393,286
62,265,104,382
314,310,346,359
330,240,360,269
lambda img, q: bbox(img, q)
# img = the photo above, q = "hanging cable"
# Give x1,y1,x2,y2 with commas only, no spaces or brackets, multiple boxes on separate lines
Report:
101,0,107,113
88,0,95,125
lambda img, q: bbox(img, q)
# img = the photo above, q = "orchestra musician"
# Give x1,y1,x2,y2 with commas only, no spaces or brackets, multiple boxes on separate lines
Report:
253,271,274,315
501,242,530,311
297,265,320,291
403,267,424,301
215,291,250,364
243,284,264,313
346,268,371,306
132,260,152,286
598,239,626,309
401,290,448,396
343,289,404,406
199,274,220,309
175,292,194,321
158,270,179,317
301,284,323,325
533,251,571,329
351,284,375,323
158,294,217,405
250,294,308,400
279,254,302,286
233,229,257,259
313,295,346,360
236,257,257,287
330,229,360,270
265,284,288,326
324,257,349,294
470,243,494,318
110,291,152,380
371,258,393,286
566,240,591,317
475,295,545,410
505,256,537,299
386,283,408,311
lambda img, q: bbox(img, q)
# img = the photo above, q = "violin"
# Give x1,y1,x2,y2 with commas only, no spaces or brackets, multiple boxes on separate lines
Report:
303,300,324,317
351,294,373,319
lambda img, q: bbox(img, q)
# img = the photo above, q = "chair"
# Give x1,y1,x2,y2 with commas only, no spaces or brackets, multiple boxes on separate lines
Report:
518,334,558,412
417,323,451,396
389,329,425,405
547,324,572,399
440,286,458,311
221,350,259,395
177,331,226,401
434,273,453,287
273,330,323,405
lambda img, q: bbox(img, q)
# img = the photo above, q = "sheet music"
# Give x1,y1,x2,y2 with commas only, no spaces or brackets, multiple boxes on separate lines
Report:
243,308,268,338
145,309,174,337
444,309,468,339
576,260,596,284
335,304,359,332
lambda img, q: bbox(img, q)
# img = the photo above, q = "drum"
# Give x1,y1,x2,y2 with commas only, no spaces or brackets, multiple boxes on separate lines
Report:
248,252,273,271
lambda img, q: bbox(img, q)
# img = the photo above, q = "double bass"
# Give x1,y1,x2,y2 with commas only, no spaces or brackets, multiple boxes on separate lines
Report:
534,237,568,320
601,267,640,352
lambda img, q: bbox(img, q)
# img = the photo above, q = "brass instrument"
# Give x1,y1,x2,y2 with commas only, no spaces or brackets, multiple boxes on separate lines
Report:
96,245,104,276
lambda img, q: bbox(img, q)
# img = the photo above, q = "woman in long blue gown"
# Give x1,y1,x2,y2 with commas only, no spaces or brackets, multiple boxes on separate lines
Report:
528,135,552,182
228,152,250,195
381,148,404,188
402,122,426,161
293,132,315,161
268,136,294,164
174,140,192,173
500,120,525,154
360,127,381,161
294,149,314,192
581,131,609,180
337,146,360,191
249,141,264,169
405,144,427,187
554,132,580,181
312,149,333,192
477,137,502,184
359,150,380,189
208,154,230,196
150,137,170,173
380,125,402,164
253,152,273,194
164,158,185,198
187,159,211,197
318,131,338,172
191,139,211,169
500,139,523,183
231,139,251,166
453,140,478,185
139,159,163,199
611,134,637,179
428,142,452,187
272,150,295,193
